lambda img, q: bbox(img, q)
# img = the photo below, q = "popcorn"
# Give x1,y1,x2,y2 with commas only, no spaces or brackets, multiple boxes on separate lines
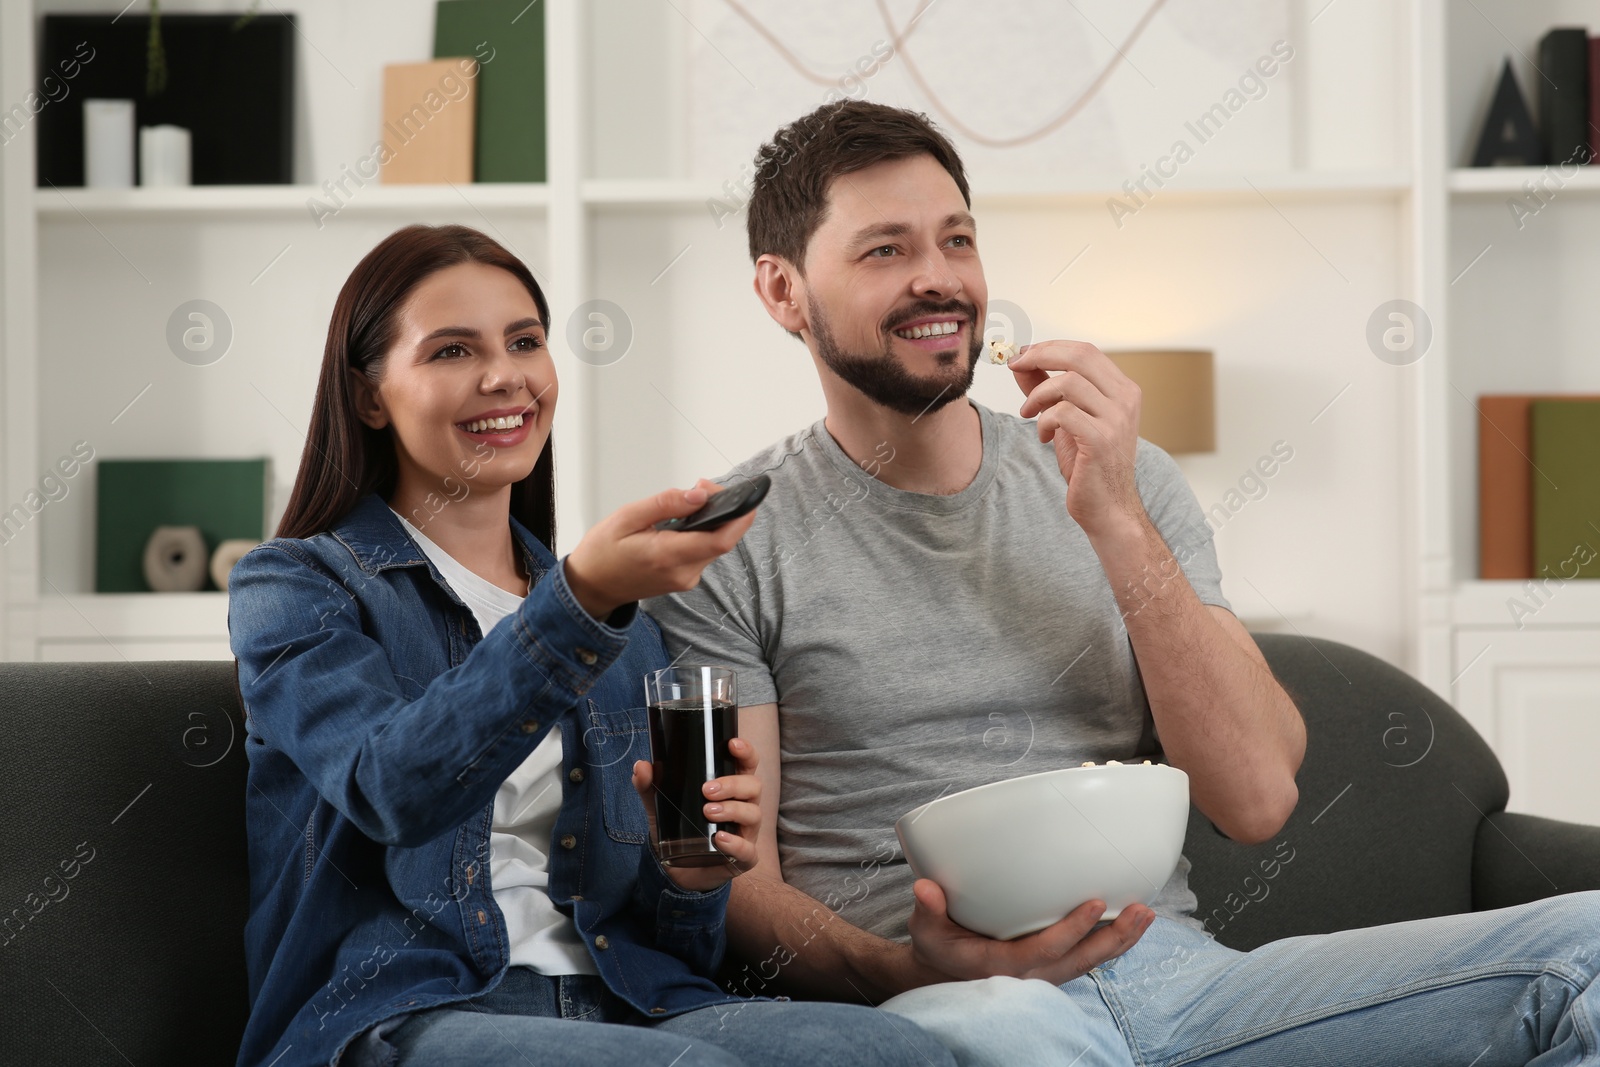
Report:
985,339,1017,365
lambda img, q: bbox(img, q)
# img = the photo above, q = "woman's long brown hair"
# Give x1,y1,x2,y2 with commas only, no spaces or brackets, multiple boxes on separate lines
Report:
274,224,556,548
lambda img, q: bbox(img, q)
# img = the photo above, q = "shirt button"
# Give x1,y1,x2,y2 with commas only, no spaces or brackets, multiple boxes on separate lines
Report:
576,647,598,665
520,719,540,734
570,894,583,902
477,909,487,925
650,1007,666,1015
669,909,685,919
568,767,585,783
594,935,610,950
560,834,577,850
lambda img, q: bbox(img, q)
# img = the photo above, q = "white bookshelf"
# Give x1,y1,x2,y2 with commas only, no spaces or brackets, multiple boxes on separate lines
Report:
1423,0,1600,825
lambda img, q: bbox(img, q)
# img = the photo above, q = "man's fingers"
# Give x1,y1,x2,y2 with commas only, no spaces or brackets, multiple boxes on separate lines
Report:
1010,365,1049,398
1006,341,1042,370
1022,371,1109,422
1023,899,1106,959
1068,906,1153,967
911,878,955,924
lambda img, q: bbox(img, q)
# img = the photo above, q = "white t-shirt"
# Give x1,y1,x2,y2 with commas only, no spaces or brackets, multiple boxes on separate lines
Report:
392,508,596,976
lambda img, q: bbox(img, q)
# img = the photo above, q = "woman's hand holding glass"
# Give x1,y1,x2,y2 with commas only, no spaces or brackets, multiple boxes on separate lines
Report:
632,737,762,892
563,480,756,622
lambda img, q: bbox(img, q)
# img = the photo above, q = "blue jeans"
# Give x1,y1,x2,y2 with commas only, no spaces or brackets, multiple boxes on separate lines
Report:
343,965,955,1067
879,892,1600,1066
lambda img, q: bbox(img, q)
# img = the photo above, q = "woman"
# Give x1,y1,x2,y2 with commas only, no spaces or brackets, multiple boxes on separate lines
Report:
227,224,955,1067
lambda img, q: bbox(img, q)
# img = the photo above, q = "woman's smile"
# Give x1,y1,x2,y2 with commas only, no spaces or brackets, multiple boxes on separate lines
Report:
455,403,538,448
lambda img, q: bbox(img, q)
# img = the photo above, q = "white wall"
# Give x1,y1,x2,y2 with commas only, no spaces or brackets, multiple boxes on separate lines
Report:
591,193,1408,659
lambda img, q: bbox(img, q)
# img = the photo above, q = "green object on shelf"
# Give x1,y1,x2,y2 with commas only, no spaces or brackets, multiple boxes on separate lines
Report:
433,0,546,182
95,458,268,592
1530,400,1600,580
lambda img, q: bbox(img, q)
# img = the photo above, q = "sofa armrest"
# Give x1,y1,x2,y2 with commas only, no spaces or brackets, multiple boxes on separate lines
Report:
1473,811,1600,911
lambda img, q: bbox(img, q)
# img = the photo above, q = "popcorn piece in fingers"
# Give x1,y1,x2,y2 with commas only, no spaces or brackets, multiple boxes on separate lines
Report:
985,339,1018,365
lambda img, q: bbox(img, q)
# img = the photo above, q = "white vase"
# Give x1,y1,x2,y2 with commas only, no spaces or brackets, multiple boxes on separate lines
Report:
139,124,191,187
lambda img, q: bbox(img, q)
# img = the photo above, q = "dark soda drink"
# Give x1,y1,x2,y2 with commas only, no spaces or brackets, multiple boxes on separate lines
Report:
647,697,740,867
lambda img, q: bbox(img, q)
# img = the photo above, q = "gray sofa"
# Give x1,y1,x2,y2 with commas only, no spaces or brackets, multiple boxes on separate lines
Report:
2,634,1597,1065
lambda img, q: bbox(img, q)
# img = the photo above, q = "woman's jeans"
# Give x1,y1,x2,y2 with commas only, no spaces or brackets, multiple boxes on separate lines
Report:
879,891,1600,1067
343,964,955,1067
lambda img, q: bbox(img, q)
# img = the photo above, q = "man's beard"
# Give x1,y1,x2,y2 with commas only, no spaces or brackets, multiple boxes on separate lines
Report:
809,296,982,418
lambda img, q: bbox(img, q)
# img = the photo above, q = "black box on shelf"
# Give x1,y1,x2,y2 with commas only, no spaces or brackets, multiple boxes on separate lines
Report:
35,14,295,187
1538,27,1591,166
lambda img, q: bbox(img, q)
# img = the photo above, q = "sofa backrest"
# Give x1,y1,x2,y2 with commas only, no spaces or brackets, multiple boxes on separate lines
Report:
1182,633,1510,950
0,659,248,1067
0,633,1516,1063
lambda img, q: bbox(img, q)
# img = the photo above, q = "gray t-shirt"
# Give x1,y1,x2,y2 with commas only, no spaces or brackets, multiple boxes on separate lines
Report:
645,399,1231,943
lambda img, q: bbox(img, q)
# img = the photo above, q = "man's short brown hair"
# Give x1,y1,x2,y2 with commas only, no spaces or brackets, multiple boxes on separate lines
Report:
745,100,970,272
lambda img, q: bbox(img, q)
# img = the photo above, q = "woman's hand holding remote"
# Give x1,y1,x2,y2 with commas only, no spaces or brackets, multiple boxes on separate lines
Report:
564,480,757,621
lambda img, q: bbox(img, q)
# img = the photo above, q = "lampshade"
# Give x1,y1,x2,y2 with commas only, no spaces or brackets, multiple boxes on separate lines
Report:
1104,349,1216,454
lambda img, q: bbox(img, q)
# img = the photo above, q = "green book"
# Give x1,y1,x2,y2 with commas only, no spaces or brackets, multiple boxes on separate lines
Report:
433,0,546,182
95,459,268,592
1529,399,1600,580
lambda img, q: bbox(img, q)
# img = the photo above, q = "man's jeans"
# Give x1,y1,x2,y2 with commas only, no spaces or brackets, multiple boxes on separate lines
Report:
345,964,955,1067
880,891,1600,1066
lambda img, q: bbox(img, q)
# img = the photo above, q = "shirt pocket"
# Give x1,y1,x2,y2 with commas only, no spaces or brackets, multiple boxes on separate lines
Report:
582,700,651,844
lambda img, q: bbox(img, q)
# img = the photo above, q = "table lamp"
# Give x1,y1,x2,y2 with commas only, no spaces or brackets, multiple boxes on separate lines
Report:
1104,349,1216,454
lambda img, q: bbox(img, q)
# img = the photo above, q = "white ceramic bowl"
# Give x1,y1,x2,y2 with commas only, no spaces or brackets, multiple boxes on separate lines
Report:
894,762,1190,941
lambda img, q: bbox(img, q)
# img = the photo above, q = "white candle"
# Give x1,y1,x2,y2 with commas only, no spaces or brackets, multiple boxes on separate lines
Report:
83,99,135,188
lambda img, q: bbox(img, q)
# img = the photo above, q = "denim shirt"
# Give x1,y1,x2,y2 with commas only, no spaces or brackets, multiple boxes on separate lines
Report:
227,491,750,1067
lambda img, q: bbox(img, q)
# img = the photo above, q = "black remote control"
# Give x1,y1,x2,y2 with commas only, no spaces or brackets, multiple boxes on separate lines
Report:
654,474,771,533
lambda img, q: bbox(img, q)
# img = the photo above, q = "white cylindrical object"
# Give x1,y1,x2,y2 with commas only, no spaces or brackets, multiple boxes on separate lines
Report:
139,124,191,187
84,99,136,188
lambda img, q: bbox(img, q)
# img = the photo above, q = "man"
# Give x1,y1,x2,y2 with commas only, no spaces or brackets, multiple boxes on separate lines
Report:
645,101,1600,1066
